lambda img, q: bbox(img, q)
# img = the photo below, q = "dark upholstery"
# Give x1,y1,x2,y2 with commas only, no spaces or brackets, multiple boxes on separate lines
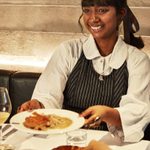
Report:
0,69,149,141
144,124,150,141
0,70,15,90
0,69,41,117
9,71,41,116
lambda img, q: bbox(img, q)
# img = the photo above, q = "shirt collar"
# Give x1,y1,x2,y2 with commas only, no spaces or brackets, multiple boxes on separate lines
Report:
83,34,100,59
109,37,128,69
83,35,128,69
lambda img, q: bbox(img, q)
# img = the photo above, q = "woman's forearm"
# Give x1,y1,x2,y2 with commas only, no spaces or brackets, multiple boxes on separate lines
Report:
102,107,122,128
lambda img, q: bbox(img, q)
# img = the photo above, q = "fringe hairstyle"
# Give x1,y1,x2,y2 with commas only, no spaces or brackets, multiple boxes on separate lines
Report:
78,0,144,49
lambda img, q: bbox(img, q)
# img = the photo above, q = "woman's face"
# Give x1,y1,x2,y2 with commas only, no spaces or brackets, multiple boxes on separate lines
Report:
82,6,121,40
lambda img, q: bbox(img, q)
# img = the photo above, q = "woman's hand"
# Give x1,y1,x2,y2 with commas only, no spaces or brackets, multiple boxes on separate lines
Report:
86,140,111,150
17,99,44,113
80,105,121,128
80,105,109,126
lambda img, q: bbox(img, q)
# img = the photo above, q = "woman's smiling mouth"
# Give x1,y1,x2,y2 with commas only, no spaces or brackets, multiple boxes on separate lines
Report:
90,25,103,32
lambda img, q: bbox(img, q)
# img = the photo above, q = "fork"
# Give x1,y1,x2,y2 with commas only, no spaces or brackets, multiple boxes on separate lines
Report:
83,116,102,129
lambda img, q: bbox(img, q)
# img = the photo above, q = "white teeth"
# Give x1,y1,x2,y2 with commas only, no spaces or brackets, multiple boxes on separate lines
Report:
91,26,102,31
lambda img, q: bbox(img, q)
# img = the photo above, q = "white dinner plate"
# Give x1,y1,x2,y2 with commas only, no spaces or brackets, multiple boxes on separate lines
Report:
10,108,85,135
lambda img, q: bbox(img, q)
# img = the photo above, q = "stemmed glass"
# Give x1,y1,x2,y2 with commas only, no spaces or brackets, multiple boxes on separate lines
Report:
0,87,14,149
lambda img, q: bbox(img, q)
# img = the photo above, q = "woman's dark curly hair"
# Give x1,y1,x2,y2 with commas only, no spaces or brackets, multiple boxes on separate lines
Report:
78,0,144,49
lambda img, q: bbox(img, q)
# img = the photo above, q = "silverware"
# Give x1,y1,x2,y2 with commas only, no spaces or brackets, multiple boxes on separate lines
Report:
11,122,20,125
4,123,19,138
1,124,17,140
33,134,48,139
3,128,18,140
84,116,102,129
2,124,12,132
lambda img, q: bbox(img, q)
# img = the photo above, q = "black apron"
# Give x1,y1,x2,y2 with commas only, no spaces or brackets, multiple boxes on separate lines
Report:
63,51,128,130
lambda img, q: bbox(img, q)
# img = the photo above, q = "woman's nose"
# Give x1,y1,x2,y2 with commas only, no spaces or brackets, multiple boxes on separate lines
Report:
90,12,100,22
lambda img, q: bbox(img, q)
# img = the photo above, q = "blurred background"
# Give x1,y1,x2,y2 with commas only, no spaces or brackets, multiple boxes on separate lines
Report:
0,0,149,72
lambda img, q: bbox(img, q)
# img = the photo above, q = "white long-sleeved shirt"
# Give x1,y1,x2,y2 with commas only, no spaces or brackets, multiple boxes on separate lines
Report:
32,35,150,142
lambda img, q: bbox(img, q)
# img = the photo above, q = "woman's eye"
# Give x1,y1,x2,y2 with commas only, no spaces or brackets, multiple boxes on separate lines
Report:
97,8,108,14
82,8,91,14
82,7,109,15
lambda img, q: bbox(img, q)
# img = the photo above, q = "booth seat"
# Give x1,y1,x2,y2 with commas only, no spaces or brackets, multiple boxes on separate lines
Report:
0,69,40,116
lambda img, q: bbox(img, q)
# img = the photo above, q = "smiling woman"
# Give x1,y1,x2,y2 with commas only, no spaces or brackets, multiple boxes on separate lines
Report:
17,0,150,143
79,0,144,50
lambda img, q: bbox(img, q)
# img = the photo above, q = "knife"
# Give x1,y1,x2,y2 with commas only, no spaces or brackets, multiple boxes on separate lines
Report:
3,128,18,139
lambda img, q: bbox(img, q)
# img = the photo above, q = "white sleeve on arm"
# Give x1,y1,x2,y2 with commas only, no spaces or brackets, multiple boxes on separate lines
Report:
116,53,150,142
31,43,72,109
107,123,124,143
107,51,150,143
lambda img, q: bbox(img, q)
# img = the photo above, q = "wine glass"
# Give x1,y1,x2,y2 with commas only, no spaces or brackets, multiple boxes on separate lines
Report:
0,87,14,149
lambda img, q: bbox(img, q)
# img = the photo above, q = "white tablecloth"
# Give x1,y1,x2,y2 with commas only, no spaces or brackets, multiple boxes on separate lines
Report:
3,125,150,150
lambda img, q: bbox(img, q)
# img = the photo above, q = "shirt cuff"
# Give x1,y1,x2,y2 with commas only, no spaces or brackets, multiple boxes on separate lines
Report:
107,124,124,143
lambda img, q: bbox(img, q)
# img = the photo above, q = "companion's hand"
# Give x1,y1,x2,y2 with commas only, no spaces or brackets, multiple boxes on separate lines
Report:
86,140,111,150
17,99,44,113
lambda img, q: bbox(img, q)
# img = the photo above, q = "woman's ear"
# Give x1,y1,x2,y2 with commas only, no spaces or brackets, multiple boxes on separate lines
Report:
118,8,126,25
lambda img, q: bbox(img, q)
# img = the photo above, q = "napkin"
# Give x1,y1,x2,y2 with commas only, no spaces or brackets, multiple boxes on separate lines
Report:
14,132,66,150
110,141,150,150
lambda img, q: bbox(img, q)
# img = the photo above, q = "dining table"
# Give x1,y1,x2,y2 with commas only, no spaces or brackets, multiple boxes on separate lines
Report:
2,124,150,150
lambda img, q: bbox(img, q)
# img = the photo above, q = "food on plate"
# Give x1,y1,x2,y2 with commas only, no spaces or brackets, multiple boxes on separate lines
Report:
23,112,72,130
52,145,86,150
